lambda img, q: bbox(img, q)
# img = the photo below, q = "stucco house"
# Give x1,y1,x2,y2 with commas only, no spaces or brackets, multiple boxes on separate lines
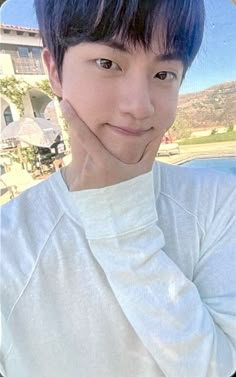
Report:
0,23,66,139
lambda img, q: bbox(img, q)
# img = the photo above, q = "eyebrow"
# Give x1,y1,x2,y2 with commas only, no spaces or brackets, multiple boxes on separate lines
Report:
98,40,182,62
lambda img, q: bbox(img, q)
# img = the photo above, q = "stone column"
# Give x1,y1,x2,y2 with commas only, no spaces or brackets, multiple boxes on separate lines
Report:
22,92,35,118
10,102,20,121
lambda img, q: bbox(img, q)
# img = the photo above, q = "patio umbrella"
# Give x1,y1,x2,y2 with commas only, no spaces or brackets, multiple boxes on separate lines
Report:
0,117,61,148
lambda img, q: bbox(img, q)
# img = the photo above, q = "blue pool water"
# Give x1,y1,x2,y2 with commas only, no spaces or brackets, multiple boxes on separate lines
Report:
181,157,236,176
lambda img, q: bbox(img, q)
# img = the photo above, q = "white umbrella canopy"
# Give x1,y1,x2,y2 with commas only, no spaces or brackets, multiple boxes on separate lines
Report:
0,117,61,148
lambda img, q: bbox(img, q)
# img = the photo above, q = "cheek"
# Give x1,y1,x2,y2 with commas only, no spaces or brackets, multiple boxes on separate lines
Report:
155,92,178,129
62,74,114,129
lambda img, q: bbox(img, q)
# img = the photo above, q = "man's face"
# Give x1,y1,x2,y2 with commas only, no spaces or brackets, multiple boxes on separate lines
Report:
46,40,183,164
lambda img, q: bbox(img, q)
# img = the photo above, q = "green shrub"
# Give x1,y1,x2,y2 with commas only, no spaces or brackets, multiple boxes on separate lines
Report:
227,124,234,132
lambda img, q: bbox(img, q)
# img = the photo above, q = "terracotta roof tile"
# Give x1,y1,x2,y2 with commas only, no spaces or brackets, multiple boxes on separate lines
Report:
0,23,39,32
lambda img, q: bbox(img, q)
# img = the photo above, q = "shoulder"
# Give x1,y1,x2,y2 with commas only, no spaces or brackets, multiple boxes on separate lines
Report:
153,161,236,271
153,160,236,220
0,173,64,318
1,173,64,238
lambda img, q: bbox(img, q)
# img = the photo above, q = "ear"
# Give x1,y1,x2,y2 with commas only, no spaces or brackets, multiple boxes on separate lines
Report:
42,48,62,97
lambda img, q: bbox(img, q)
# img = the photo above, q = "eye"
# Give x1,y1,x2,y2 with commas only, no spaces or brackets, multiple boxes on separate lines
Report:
155,71,177,81
96,58,120,70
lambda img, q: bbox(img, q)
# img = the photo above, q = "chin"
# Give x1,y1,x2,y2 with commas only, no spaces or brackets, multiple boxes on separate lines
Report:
111,149,144,164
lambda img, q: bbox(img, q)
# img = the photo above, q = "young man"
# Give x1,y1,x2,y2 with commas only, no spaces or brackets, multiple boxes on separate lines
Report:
1,1,236,376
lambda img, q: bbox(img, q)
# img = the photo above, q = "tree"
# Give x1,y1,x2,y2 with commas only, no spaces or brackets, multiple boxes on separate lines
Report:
171,119,191,140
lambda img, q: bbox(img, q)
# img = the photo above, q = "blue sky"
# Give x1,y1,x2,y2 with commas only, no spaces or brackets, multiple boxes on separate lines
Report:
1,0,236,94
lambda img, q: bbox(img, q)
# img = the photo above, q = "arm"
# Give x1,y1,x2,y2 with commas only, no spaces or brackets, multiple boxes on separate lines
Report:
76,170,236,377
60,100,236,376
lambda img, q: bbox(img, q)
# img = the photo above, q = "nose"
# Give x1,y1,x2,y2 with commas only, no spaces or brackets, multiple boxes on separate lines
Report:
118,77,155,121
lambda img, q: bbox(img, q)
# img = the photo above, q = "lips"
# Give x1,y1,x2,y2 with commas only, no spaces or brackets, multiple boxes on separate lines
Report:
108,124,149,136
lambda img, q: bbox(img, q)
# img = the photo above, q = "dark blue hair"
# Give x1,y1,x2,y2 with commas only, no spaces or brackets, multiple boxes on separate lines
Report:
34,0,205,79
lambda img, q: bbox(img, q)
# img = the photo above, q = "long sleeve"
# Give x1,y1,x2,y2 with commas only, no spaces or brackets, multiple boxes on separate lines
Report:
75,170,236,377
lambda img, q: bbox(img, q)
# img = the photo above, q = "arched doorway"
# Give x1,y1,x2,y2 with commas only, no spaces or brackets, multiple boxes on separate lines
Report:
0,97,15,131
28,88,53,119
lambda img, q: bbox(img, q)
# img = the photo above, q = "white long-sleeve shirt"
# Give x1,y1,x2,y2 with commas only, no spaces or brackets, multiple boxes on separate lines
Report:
0,161,236,377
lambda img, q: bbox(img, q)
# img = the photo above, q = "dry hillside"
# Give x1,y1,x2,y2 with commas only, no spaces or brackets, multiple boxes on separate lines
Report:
175,81,236,131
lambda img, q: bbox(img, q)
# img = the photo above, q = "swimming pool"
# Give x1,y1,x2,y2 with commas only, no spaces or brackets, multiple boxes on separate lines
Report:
181,157,236,176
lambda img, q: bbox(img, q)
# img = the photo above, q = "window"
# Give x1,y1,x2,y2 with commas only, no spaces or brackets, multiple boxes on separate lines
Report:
18,47,29,58
32,48,42,58
4,107,13,126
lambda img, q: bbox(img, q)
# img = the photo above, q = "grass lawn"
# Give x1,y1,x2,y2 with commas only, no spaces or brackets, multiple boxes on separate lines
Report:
178,131,236,145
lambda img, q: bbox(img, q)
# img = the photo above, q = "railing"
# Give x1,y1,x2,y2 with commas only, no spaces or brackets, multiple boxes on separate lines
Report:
12,57,45,75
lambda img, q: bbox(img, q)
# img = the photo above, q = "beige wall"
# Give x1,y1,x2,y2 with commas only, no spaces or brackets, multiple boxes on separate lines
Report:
0,54,15,75
0,29,42,48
